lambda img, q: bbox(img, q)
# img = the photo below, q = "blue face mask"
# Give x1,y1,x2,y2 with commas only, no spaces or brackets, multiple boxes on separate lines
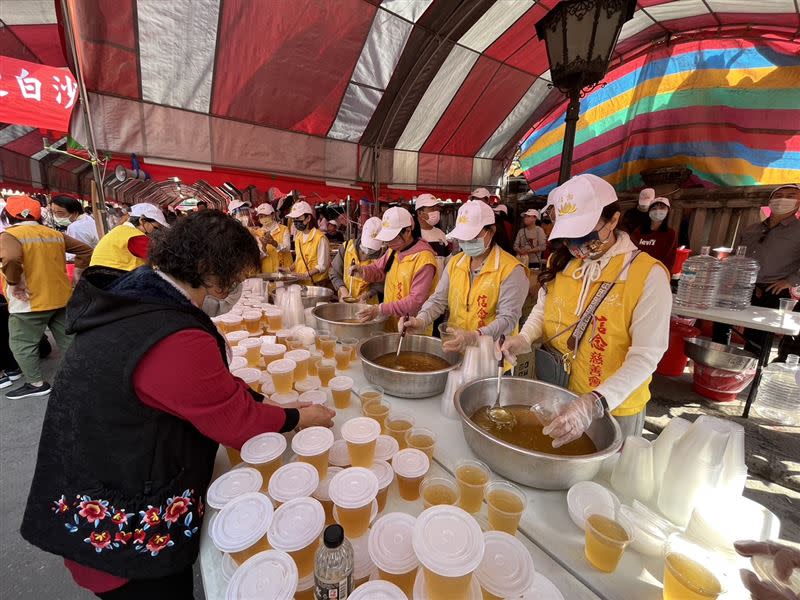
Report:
460,237,486,257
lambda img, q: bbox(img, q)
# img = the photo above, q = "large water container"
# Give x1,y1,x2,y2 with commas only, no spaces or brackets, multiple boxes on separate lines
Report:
675,246,723,310
715,246,759,309
754,355,800,425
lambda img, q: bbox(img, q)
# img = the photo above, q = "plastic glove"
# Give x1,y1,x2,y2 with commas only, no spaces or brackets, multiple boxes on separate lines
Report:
498,335,532,366
298,404,336,429
356,304,382,323
349,264,364,279
399,316,425,334
9,284,29,302
357,291,374,303
337,286,350,301
736,540,800,600
442,328,479,353
542,392,603,448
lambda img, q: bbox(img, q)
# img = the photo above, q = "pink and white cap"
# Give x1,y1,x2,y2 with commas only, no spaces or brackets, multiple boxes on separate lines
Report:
375,207,414,242
475,531,536,598
374,435,399,462
312,467,343,502
369,460,394,490
225,550,297,600
207,467,264,509
348,581,406,600
360,216,385,252
211,492,274,554
412,505,485,578
368,512,418,575
268,462,320,503
547,174,618,241
291,426,334,457
415,193,442,210
267,497,325,552
241,432,286,466
341,417,381,445
329,467,379,509
391,448,429,479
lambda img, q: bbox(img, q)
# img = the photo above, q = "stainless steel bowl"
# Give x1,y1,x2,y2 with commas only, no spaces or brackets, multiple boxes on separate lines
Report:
455,377,622,490
684,337,757,372
312,302,388,340
358,334,462,398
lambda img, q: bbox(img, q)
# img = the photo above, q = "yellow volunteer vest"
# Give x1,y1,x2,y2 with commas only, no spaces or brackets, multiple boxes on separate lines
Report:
384,246,438,333
3,224,72,312
543,252,666,417
294,228,327,284
252,227,280,274
90,224,146,271
273,223,293,270
447,245,527,333
343,240,377,304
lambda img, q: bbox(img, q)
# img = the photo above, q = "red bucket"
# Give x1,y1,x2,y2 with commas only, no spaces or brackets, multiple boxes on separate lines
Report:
672,247,691,276
692,362,756,402
657,320,701,376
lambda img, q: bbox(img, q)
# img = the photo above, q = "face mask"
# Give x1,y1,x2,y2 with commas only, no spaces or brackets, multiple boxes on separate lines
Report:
360,243,378,257
293,219,308,231
649,208,668,222
54,216,71,227
387,236,406,251
567,223,611,260
425,211,440,226
460,237,487,257
769,197,799,215
258,216,273,226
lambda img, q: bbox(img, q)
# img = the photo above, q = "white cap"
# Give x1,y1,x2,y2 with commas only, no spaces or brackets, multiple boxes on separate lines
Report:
412,505,485,578
374,435,399,462
651,196,671,208
348,581,406,600
391,448,429,479
360,216,384,252
341,417,381,445
241,432,287,466
376,207,414,242
312,466,343,502
287,200,314,219
329,439,351,467
267,497,325,552
211,492,274,554
291,426,334,457
522,209,540,219
475,531,536,598
415,193,442,210
225,550,297,600
130,203,169,227
368,512,419,574
239,337,262,349
255,203,275,216
267,358,296,376
638,188,655,210
446,200,495,241
470,187,492,200
493,204,508,215
228,199,251,212
268,462,320,503
329,467,379,509
369,460,394,490
547,174,617,241
206,467,264,509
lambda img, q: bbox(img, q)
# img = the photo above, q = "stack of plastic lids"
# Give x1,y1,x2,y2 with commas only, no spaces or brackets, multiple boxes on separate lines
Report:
616,501,677,557
675,246,723,310
754,354,800,425
715,246,759,309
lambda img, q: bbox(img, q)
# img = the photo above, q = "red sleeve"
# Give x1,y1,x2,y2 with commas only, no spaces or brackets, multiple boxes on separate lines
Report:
360,250,391,283
133,330,292,449
127,234,149,259
664,229,678,272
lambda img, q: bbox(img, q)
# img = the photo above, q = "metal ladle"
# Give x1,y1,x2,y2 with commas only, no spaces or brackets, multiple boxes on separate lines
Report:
487,335,516,428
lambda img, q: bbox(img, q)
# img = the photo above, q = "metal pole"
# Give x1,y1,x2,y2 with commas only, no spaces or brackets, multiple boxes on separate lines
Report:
345,195,352,241
558,88,581,185
371,146,380,217
60,0,109,235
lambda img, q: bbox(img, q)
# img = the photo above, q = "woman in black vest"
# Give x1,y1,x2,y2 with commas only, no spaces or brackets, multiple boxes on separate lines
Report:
21,211,334,599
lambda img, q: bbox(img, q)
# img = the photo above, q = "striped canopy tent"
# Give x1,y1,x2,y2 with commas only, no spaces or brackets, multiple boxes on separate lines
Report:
4,0,800,199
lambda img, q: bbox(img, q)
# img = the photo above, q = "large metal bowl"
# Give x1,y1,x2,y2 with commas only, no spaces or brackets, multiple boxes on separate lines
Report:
684,337,757,372
455,377,622,490
358,334,462,398
312,302,388,340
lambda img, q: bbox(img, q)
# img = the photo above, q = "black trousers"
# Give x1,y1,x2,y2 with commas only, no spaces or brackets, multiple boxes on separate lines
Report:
96,566,194,600
0,298,19,372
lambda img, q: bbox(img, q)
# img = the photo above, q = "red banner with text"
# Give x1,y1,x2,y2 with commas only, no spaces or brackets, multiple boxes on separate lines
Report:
0,56,78,131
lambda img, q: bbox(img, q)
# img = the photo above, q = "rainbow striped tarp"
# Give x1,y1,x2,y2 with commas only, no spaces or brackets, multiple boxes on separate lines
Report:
520,38,800,194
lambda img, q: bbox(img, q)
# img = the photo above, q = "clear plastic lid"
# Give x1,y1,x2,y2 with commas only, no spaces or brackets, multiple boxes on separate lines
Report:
225,550,297,600
211,492,274,553
243,309,261,320
328,439,351,467
328,375,354,391
232,367,261,384
219,313,243,325
276,329,293,338
231,346,247,357
291,426,334,457
369,460,394,489
413,567,481,599
566,481,619,531
262,305,283,317
267,358,296,375
341,417,381,445
207,467,264,509
220,552,237,583
391,448,429,478
260,377,275,396
312,467,343,502
475,531,536,597
269,390,299,406
368,512,419,574
267,497,325,552
229,356,247,371
374,435,399,462
522,574,565,600
350,532,376,581
298,389,326,405
329,467,379,509
295,572,314,593
294,377,321,393
412,505,485,577
241,432,287,465
239,337,262,349
261,343,286,356
332,499,378,528
267,462,320,503
348,581,407,600
285,349,311,364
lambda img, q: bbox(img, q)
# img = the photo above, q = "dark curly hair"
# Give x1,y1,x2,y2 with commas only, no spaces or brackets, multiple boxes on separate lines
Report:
147,210,260,291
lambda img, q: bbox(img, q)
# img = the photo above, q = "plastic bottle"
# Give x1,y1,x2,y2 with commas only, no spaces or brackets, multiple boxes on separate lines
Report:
715,246,759,309
314,524,353,600
675,246,723,310
753,355,800,426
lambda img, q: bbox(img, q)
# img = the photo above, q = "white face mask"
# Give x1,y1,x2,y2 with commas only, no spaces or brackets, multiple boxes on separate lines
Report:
54,216,72,227
769,197,799,216
425,210,441,226
649,208,668,222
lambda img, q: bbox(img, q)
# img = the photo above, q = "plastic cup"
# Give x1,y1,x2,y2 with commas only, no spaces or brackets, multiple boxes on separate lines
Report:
207,467,264,510
369,513,419,597
298,389,326,405
267,497,325,578
285,336,304,351
218,313,243,334
349,581,407,600
285,349,310,381
239,337,263,367
438,322,456,345
374,435,399,462
329,376,354,409
267,358,297,394
369,460,394,513
243,309,263,335
341,417,381,468
226,446,242,466
412,505,485,600
584,514,631,573
385,412,415,449
364,400,391,433
275,329,292,347
335,345,352,370
268,462,320,506
225,549,298,600
231,345,247,358
318,359,336,387
319,334,338,359
359,385,384,409
233,367,262,393
328,467,379,538
329,439,351,468
261,305,283,331
350,532,376,588
308,351,323,376
663,552,723,600
340,337,359,361
261,343,286,368
220,551,237,583
420,477,459,509
291,426,334,479
476,531,536,600
294,376,320,394
391,449,430,501
455,459,491,514
312,466,343,527
269,390,299,407
486,481,527,535
226,330,250,346
294,572,314,600
405,427,436,460
210,492,274,566
229,356,248,372
241,432,287,490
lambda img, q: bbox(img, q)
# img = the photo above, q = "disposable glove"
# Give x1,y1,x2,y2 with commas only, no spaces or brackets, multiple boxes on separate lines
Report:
356,304,382,322
442,328,479,353
542,392,604,448
399,316,425,334
498,334,532,366
735,540,800,600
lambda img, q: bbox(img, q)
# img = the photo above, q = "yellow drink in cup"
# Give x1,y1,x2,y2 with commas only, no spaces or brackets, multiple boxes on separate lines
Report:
308,351,322,376
476,531,536,600
232,367,262,393
275,329,292,347
218,313,243,334
267,497,325,579
313,467,342,528
286,336,305,350
334,345,351,370
285,349,310,381
363,400,391,433
455,459,491,514
392,449,430,501
663,553,723,600
262,305,284,332
239,337,262,368
329,376,354,409
385,412,415,450
329,467,379,539
260,343,286,367
369,513,419,598
369,460,394,513
341,417,381,468
291,426,334,480
209,492,273,567
359,385,384,410
225,447,242,466
226,330,250,346
267,358,296,394
340,337,359,361
486,481,526,535
240,432,287,491
584,514,631,573
319,334,337,359
420,477,459,509
336,504,373,539
318,359,336,387
405,427,437,459
242,309,262,335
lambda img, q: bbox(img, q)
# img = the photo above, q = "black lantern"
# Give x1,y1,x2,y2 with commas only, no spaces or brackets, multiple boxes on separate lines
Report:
536,0,636,184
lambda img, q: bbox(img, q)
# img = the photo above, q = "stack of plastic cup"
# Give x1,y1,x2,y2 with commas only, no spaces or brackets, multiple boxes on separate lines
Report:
440,368,464,420
351,532,376,588
241,432,287,491
374,435,399,463
369,512,419,597
267,358,296,394
385,412,415,450
312,466,343,527
206,467,263,510
391,449,430,501
412,505,485,600
652,417,691,495
476,531,536,600
225,550,298,600
233,367,262,392
610,436,655,504
348,581,406,600
240,337,263,367
369,460,394,512
291,426,335,478
328,439,351,468
268,462,319,506
267,497,325,578
261,343,286,368
341,417,381,468
210,492,274,565
328,467,379,538
285,349,311,381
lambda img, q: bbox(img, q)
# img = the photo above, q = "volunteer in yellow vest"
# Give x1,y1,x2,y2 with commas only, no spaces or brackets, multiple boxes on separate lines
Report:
0,195,93,399
286,200,331,286
330,216,385,304
90,203,168,272
253,203,292,273
354,207,438,332
403,200,528,352
501,174,671,444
